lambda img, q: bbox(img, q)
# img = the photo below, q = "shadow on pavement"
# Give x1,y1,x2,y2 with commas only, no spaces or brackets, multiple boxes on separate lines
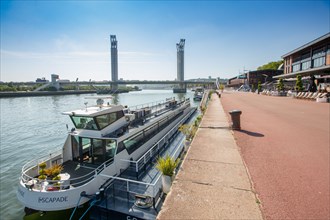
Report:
237,129,264,137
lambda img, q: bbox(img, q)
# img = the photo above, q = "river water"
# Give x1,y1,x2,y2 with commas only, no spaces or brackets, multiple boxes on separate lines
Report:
0,90,197,219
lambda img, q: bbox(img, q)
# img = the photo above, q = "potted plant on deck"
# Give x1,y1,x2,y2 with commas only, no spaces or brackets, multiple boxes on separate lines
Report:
178,124,192,151
156,155,180,194
38,162,47,181
44,164,63,190
178,116,202,151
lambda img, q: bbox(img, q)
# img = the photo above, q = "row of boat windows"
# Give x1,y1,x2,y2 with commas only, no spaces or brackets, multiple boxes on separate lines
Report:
121,110,184,155
71,111,124,130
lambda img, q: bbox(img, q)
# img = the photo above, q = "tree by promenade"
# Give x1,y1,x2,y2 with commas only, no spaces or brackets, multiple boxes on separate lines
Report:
257,60,283,70
295,75,303,91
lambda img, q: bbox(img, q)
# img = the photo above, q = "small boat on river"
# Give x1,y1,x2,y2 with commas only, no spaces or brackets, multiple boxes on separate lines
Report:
17,96,196,213
193,87,204,101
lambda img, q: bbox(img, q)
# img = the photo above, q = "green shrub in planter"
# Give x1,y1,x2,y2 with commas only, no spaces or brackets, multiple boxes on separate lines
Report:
257,81,262,94
277,78,284,91
45,164,63,179
52,175,61,181
38,175,47,180
156,155,180,177
296,75,303,91
39,162,46,170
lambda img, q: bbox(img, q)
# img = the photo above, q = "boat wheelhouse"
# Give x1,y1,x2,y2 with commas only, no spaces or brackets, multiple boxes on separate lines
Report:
17,96,196,213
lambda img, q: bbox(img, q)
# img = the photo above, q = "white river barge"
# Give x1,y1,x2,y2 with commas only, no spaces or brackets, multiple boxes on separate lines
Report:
17,96,196,217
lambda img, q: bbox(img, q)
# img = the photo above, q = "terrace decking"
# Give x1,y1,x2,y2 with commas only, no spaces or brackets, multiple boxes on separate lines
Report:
61,160,97,187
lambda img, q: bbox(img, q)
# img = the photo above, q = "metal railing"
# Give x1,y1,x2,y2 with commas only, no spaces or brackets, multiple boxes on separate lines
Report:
121,105,195,174
20,150,115,191
99,129,186,201
127,98,174,111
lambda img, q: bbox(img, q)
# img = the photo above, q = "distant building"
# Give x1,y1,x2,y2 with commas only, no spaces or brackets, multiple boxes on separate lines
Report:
227,69,283,88
36,77,49,83
275,32,330,79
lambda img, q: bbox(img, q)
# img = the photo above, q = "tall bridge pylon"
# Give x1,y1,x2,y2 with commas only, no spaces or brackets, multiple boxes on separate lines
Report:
174,39,186,93
110,35,118,90
177,39,185,82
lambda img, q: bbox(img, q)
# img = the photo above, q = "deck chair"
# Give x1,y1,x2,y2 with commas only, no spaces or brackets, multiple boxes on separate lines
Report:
321,93,328,98
309,92,319,100
314,93,323,99
298,92,305,98
302,92,311,99
305,92,314,99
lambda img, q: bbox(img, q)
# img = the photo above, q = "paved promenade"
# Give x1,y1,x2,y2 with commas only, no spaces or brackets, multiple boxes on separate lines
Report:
221,91,329,220
158,93,263,219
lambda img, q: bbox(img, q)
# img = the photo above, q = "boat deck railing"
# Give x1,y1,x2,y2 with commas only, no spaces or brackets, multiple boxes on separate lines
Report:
21,148,63,183
20,150,115,191
121,106,195,178
94,115,188,215
127,98,176,111
98,124,186,197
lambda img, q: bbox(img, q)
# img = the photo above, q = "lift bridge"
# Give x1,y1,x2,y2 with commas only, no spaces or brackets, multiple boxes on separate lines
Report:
15,77,219,92
60,79,217,87
27,35,222,93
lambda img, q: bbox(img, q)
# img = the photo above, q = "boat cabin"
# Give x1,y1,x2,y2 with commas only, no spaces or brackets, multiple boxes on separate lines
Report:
62,104,128,166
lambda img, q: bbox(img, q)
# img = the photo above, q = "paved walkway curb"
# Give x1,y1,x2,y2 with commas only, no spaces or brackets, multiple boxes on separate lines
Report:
157,93,263,219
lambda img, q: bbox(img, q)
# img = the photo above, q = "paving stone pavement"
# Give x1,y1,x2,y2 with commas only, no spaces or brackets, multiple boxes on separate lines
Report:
157,93,263,220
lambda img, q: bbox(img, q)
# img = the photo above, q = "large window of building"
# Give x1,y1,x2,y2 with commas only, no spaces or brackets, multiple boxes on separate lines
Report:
313,57,325,67
313,47,326,67
301,60,311,70
292,62,301,72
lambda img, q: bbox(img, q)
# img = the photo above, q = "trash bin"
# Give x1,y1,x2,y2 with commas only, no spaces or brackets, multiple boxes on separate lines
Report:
229,110,242,130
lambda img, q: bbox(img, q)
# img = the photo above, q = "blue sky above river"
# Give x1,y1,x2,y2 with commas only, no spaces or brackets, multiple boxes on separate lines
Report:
1,0,329,82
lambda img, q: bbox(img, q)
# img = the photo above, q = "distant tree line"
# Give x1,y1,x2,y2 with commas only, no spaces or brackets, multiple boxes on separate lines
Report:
0,83,141,92
257,60,283,70
0,83,41,92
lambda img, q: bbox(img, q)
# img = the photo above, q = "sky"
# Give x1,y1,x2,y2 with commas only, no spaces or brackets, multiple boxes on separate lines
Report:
1,0,329,82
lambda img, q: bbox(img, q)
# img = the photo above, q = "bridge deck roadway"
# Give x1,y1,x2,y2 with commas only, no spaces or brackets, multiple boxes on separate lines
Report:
220,91,329,219
157,93,262,219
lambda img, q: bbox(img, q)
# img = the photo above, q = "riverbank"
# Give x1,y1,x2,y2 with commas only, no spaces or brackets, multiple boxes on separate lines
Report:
0,90,96,98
